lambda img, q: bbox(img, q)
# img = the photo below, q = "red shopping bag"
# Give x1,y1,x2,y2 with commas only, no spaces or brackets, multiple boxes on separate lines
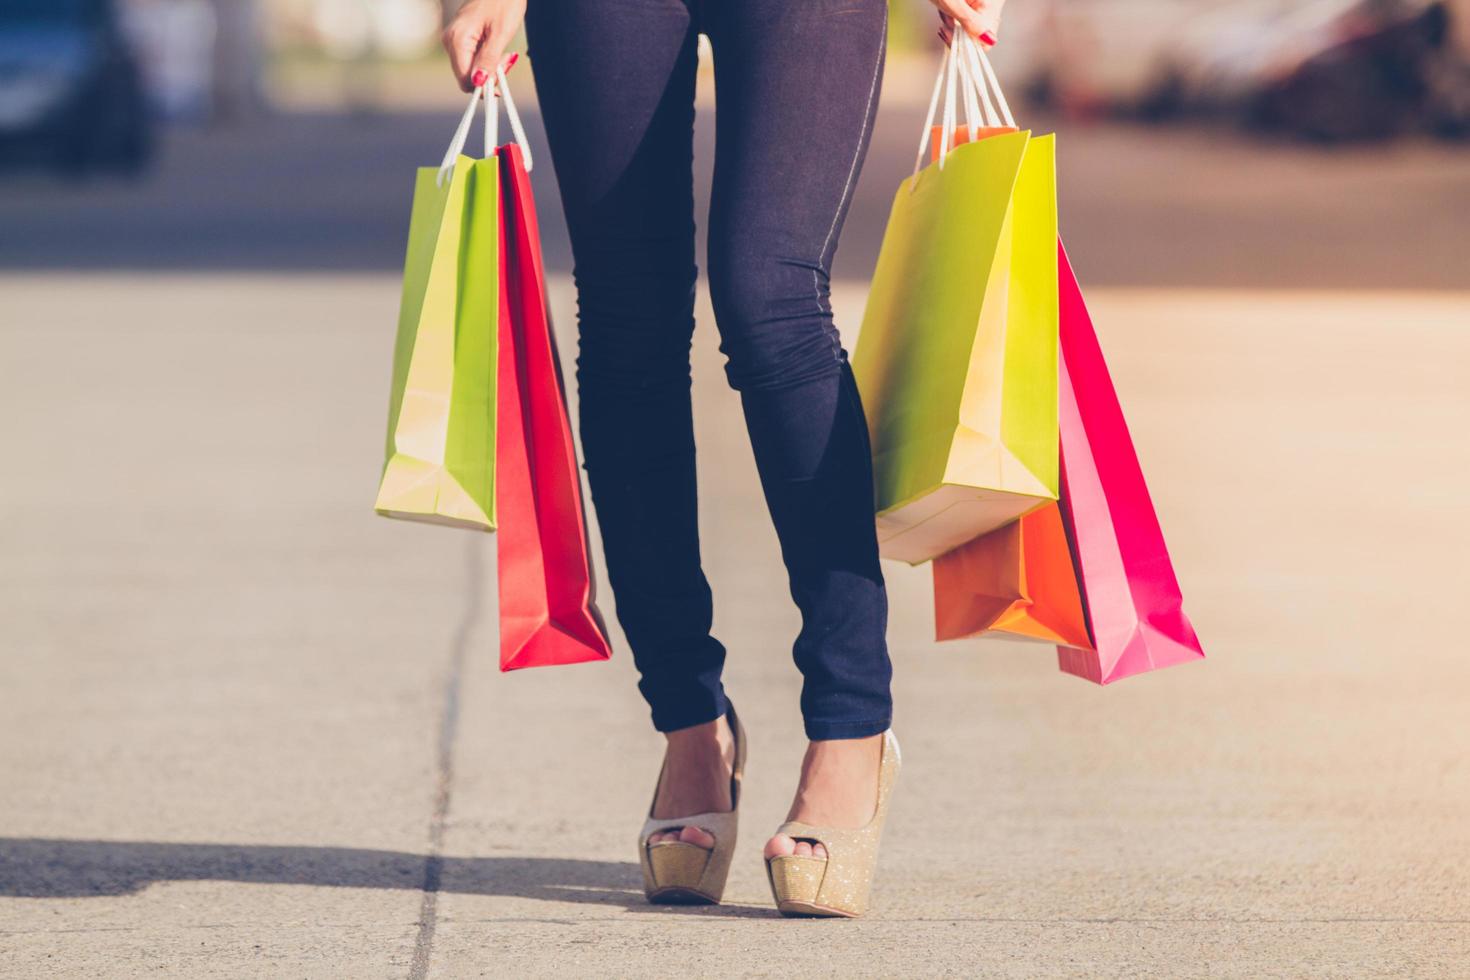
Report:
494,143,612,670
1055,242,1203,683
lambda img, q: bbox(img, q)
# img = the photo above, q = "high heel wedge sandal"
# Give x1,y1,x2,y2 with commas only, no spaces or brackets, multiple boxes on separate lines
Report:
765,730,901,918
638,704,747,905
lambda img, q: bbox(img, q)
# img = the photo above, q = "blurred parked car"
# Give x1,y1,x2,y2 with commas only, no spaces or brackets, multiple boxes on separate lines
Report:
1000,0,1469,140
0,0,153,175
121,0,216,121
1252,0,1470,139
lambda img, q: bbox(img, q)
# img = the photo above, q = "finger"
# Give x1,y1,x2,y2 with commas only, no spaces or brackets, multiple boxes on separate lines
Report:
490,51,520,94
976,9,1001,46
443,21,483,91
972,0,1002,45
467,27,511,92
936,9,954,45
948,3,987,41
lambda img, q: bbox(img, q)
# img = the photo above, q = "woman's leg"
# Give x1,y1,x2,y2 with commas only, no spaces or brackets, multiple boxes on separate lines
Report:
700,0,894,860
702,0,894,743
525,0,730,737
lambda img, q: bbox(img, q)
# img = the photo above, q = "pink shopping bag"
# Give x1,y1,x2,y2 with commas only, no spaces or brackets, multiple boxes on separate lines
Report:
1055,242,1204,683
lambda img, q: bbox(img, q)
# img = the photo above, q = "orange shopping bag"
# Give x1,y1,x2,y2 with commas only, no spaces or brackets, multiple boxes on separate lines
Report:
928,124,1017,160
933,501,1092,648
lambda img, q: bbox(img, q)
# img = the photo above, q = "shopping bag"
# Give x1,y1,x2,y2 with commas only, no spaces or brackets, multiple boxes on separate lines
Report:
932,500,1092,648
494,138,612,671
853,36,1059,566
928,124,1018,160
373,134,500,530
1054,242,1204,683
376,73,611,670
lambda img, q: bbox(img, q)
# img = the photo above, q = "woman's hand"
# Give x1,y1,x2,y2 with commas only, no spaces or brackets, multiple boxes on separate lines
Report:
442,0,528,92
931,0,1006,48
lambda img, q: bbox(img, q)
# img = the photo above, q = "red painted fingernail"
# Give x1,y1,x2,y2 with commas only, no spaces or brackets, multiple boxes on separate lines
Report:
505,52,519,71
979,31,997,46
471,68,488,87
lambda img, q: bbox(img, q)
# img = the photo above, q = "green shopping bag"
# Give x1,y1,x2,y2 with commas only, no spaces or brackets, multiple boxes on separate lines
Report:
853,35,1058,565
375,91,502,530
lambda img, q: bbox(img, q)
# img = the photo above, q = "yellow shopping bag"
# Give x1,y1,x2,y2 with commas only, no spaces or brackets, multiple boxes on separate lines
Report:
853,36,1058,565
375,90,502,530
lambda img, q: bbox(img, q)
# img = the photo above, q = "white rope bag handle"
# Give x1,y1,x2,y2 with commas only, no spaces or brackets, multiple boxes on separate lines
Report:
436,64,534,187
913,32,1017,176
959,32,1016,129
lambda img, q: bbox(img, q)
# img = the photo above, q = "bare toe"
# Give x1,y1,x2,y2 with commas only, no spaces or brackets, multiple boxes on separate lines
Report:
793,840,814,858
678,825,716,849
763,833,797,860
812,842,828,859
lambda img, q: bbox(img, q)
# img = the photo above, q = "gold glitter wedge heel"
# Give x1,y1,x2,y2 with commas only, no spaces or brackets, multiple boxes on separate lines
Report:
765,730,901,918
638,704,747,905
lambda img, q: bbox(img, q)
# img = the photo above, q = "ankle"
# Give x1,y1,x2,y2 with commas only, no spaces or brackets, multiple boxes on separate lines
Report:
664,715,732,756
802,733,883,769
778,734,884,829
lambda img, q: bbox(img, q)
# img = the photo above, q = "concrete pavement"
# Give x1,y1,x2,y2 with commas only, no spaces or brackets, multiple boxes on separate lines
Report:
1,270,1467,977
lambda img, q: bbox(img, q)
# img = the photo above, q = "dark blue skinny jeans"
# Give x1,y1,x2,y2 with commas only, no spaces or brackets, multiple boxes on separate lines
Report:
525,0,893,740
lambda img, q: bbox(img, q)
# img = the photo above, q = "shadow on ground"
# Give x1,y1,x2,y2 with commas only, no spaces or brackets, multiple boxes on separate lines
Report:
0,838,771,917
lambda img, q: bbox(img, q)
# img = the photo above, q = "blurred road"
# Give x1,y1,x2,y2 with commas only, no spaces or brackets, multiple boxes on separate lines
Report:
1,71,1468,289
1,65,1469,978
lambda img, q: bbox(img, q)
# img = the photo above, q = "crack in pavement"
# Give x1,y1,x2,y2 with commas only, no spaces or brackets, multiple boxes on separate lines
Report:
408,539,484,980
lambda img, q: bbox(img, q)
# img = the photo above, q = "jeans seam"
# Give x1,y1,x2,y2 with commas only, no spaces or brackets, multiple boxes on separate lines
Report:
811,3,886,330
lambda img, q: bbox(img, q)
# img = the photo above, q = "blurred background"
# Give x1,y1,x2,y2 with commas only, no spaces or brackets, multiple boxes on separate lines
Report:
2,1,1468,976
2,0,1468,281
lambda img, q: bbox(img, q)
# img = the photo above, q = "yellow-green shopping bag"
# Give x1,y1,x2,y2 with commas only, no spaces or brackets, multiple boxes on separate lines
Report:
375,87,503,530
853,35,1058,565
